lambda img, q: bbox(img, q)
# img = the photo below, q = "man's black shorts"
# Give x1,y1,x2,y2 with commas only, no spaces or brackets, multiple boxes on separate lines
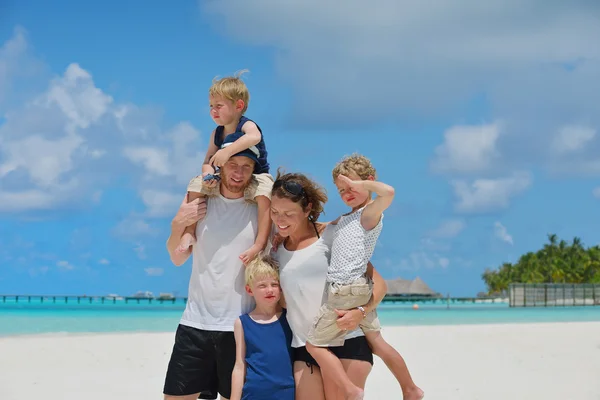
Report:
163,324,236,399
293,336,374,368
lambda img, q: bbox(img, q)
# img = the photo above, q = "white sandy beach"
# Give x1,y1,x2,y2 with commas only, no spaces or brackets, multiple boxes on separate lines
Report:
1,322,599,400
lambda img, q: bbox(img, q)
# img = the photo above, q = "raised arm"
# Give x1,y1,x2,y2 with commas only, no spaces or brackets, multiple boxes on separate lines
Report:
209,121,261,168
202,129,219,176
360,180,395,231
166,195,207,266
336,175,394,231
221,121,262,155
230,318,247,400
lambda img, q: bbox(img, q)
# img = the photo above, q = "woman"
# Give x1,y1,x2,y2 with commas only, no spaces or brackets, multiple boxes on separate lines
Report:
270,171,388,400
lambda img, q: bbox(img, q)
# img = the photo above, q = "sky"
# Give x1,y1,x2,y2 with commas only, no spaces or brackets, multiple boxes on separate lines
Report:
1,0,599,297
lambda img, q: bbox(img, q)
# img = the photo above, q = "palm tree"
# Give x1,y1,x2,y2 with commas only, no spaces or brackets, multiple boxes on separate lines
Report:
482,234,600,294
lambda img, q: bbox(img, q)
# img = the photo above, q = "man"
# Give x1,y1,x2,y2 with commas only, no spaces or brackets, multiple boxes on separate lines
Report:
163,135,266,400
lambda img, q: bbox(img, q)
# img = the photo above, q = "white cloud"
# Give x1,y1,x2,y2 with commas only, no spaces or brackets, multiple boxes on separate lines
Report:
203,0,600,130
493,221,514,245
56,260,75,271
431,123,501,174
0,31,24,101
551,125,596,154
98,258,110,265
438,258,450,269
0,188,71,212
141,190,183,218
0,27,40,109
123,147,171,177
43,63,113,133
451,172,532,213
420,237,452,252
545,125,600,176
144,267,164,277
396,251,450,271
593,187,600,199
204,1,600,181
112,217,158,241
0,30,205,217
428,219,466,238
134,243,147,260
0,133,84,187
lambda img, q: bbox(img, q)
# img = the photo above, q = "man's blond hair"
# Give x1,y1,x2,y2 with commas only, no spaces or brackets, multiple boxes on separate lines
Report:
245,254,280,286
332,153,377,182
209,70,250,114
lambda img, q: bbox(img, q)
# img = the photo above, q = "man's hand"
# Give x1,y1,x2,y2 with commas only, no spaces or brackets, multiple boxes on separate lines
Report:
172,195,207,230
209,148,231,168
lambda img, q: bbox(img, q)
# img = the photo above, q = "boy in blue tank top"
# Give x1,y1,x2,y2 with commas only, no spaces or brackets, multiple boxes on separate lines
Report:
231,254,295,400
177,70,273,265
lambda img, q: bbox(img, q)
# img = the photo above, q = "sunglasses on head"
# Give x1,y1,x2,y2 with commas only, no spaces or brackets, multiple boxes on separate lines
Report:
274,180,305,197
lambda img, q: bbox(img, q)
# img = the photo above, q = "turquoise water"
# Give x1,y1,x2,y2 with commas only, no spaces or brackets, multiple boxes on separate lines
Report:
1,301,599,336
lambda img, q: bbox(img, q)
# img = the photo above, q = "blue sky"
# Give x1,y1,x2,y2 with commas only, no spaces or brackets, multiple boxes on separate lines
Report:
1,0,599,297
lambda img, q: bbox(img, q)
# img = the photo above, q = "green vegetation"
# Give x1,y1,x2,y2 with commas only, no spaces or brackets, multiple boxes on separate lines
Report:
482,234,600,295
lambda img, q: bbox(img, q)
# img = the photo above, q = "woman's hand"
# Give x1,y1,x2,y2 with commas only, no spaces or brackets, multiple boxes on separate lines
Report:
334,308,364,331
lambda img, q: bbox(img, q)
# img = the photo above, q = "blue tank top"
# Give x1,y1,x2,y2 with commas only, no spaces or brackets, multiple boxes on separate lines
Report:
214,116,269,174
240,310,295,400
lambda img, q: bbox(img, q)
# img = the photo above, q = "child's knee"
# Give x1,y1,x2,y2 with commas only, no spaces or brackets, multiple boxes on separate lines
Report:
365,331,386,352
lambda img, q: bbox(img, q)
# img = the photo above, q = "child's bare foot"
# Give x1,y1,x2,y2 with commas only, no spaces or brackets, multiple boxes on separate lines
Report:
239,243,261,266
403,387,424,400
176,232,196,253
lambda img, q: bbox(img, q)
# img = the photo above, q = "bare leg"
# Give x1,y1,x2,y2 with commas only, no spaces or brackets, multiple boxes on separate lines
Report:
321,366,343,400
341,358,372,389
239,195,271,265
366,331,424,400
176,191,204,253
330,358,372,400
294,361,326,400
306,343,364,400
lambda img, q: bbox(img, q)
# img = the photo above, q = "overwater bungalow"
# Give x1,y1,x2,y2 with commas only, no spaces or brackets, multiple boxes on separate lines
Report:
385,277,440,297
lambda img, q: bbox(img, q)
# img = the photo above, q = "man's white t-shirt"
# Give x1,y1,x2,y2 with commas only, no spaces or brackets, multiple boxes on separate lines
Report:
274,224,363,348
180,194,257,332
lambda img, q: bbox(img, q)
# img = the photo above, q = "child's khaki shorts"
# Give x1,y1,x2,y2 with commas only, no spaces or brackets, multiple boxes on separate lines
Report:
307,276,381,347
187,172,274,202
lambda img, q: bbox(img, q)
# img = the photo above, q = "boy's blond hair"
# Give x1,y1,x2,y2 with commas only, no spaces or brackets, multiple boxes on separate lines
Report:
245,254,280,286
209,69,250,114
332,153,377,182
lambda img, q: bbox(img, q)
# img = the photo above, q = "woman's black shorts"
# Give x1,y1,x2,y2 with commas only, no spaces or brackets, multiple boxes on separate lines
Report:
293,336,374,368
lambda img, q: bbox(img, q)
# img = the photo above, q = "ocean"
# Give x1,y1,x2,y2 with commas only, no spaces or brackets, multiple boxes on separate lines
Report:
1,300,600,336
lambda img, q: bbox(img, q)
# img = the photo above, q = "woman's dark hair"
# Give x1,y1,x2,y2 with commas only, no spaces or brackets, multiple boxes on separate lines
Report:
271,168,328,222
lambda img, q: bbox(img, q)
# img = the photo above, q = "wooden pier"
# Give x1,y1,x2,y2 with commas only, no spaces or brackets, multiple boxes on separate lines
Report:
1,294,506,307
0,295,188,305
